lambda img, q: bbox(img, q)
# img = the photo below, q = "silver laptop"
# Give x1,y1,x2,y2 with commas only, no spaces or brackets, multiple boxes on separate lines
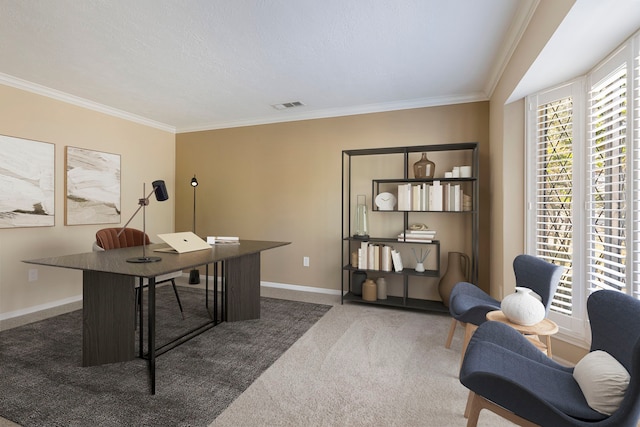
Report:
154,231,212,253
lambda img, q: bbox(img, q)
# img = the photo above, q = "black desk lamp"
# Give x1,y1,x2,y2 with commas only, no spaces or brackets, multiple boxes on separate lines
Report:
118,180,169,263
188,175,201,284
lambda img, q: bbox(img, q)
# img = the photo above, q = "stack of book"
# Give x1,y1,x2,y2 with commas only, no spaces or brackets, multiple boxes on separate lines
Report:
357,241,398,272
463,194,473,211
207,236,240,244
397,229,436,243
397,181,468,212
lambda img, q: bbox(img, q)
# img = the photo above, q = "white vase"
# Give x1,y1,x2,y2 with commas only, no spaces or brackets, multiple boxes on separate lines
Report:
376,277,387,300
501,287,545,326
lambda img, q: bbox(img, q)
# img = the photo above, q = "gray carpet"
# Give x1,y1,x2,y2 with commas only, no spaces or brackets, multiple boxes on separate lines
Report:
0,286,331,427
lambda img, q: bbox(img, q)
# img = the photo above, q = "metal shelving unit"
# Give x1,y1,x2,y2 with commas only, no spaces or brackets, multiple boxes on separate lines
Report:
341,143,479,312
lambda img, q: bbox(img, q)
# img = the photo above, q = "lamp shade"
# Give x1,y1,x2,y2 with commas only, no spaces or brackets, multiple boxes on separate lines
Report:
152,180,169,202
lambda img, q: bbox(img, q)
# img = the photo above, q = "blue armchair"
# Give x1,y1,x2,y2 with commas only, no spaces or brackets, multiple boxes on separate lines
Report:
445,254,563,362
460,290,640,427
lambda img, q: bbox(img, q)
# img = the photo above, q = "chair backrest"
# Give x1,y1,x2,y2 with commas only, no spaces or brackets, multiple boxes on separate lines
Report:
513,254,563,315
95,228,150,250
587,290,640,425
589,290,640,372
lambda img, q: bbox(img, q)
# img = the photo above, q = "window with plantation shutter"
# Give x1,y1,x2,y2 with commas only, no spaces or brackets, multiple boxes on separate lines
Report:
533,95,574,315
633,48,640,300
587,65,627,295
526,30,640,341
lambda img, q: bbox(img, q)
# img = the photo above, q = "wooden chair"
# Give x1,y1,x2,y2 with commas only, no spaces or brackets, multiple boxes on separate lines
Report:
94,228,184,320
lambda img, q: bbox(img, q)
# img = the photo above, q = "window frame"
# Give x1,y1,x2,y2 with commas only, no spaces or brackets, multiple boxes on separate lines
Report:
525,30,639,346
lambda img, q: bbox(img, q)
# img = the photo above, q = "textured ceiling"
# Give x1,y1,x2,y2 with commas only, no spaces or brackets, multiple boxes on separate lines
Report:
1,0,533,132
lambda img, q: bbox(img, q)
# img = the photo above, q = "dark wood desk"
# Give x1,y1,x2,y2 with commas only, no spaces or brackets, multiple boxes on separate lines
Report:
24,239,289,394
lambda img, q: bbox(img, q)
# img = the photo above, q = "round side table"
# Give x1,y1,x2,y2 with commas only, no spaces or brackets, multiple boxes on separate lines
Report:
486,310,559,357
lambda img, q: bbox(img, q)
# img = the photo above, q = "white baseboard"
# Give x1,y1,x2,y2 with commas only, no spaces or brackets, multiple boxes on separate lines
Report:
0,279,184,323
0,279,337,322
0,295,83,322
261,281,341,296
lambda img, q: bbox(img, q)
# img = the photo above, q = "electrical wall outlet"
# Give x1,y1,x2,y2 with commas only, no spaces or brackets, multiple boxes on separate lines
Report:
303,256,310,267
28,268,38,282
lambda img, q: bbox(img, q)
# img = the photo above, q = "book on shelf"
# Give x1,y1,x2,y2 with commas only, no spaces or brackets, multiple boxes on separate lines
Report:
207,236,240,244
397,183,411,210
421,183,428,211
398,228,436,242
373,245,380,270
443,183,463,212
358,243,396,272
391,249,403,272
398,237,434,243
430,180,443,211
463,193,473,211
404,229,435,234
412,185,421,212
381,245,392,272
358,241,369,269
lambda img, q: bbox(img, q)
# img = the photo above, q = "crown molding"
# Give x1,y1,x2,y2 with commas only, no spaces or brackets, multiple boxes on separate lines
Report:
1,72,488,135
0,73,176,134
176,93,488,133
483,0,539,98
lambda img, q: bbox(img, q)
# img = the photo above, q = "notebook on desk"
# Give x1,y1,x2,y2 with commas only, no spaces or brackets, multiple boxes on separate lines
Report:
154,231,212,253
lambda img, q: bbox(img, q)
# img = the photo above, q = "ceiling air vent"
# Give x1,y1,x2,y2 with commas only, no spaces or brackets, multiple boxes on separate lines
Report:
271,101,305,110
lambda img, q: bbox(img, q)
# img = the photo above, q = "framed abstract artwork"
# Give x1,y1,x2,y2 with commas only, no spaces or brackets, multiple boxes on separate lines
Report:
0,134,55,228
65,146,121,225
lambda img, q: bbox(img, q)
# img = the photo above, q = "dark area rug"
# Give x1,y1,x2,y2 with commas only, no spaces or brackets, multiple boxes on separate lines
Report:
0,286,331,426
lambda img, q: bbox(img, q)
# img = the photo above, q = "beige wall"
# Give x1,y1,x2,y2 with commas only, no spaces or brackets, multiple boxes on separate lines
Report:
176,103,490,296
490,0,575,299
0,84,175,317
489,0,587,363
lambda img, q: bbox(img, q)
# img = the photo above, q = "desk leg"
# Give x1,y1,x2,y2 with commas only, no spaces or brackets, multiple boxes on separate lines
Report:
220,262,225,321
213,261,221,323
225,252,260,321
138,277,144,358
82,271,135,366
213,262,219,323
148,277,156,395
205,264,213,320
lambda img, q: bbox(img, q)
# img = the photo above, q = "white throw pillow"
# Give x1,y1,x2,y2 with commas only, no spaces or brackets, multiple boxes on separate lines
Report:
573,350,630,415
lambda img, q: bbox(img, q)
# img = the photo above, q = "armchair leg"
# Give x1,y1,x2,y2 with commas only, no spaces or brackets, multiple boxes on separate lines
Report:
460,323,477,367
464,390,474,418
171,279,185,320
445,318,458,348
466,391,481,427
466,392,540,427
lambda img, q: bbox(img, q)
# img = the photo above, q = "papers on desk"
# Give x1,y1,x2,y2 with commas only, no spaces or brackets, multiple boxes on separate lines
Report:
207,236,240,245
